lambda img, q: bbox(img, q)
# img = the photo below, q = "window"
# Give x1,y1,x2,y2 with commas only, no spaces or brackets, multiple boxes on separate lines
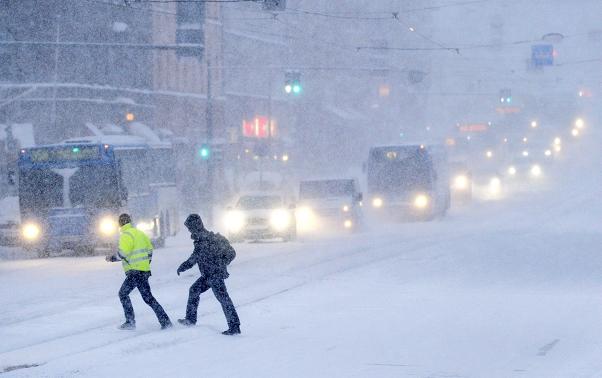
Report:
114,148,150,194
148,148,176,184
176,2,205,59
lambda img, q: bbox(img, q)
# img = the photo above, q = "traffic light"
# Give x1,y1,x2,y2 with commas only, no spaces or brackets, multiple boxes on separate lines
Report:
199,145,210,160
284,70,301,95
499,88,512,103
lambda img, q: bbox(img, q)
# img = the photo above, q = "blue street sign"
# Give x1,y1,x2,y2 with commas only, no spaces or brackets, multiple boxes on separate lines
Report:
531,44,554,67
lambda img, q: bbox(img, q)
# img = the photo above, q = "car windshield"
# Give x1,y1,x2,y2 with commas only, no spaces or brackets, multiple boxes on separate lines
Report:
237,195,283,210
300,180,354,199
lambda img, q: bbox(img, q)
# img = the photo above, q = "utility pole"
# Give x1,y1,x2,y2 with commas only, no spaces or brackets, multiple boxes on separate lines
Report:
205,58,214,227
51,15,60,130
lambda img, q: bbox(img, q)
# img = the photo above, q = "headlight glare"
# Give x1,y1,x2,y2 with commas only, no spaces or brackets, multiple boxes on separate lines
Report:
270,209,291,231
414,194,429,209
22,223,41,241
99,217,118,236
453,175,469,190
224,210,245,233
136,220,155,234
372,197,383,208
530,164,542,177
296,206,316,230
489,177,502,195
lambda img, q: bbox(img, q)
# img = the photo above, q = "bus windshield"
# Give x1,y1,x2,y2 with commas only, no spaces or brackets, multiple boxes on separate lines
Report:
367,147,433,193
19,163,121,212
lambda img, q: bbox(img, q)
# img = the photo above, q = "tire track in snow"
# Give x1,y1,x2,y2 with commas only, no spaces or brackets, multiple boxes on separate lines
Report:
0,228,477,370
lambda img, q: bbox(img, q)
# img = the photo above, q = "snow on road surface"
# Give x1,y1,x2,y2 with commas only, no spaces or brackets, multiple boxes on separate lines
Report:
2,139,602,377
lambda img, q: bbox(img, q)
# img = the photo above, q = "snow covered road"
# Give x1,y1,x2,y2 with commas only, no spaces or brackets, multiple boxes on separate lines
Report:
2,159,602,377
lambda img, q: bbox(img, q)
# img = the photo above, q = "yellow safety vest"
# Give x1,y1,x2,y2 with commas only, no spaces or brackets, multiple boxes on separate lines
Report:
118,223,153,272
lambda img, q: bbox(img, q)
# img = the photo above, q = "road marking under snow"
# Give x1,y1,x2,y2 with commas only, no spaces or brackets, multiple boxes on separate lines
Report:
537,339,560,356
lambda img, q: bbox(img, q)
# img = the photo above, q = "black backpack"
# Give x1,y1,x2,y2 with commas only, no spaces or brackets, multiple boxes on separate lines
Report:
211,232,236,265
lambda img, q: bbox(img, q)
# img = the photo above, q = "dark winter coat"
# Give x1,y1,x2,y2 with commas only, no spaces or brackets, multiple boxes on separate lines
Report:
177,230,236,280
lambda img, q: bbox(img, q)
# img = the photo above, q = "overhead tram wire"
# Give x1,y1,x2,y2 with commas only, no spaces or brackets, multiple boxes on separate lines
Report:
391,12,458,54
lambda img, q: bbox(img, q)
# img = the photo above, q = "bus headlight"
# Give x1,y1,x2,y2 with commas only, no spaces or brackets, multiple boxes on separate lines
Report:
372,197,383,208
224,210,245,233
414,194,429,209
22,223,41,241
296,207,316,230
530,164,542,177
344,219,353,229
270,209,291,232
453,175,469,190
508,166,517,176
99,217,118,236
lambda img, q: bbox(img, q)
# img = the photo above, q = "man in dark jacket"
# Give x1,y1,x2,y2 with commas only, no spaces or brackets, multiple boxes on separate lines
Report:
176,214,241,335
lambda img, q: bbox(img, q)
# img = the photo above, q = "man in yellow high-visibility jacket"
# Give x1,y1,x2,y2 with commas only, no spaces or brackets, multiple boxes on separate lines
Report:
106,213,172,330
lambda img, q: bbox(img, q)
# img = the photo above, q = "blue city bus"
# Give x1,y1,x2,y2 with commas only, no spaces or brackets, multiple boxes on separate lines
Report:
17,137,179,257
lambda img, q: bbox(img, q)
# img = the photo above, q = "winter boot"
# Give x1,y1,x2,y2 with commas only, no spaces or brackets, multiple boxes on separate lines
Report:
118,321,136,330
161,320,173,330
222,325,241,336
177,318,195,327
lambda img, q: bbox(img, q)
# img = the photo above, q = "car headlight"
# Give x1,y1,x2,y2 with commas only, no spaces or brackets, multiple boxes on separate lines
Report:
22,222,41,241
342,205,350,212
372,197,383,208
136,220,155,234
489,177,502,195
99,217,118,236
530,164,542,177
414,194,429,209
296,206,316,231
224,210,245,233
453,175,469,190
344,220,353,229
508,166,517,176
270,209,291,232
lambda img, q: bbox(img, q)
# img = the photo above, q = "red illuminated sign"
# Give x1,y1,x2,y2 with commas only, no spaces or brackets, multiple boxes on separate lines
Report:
458,124,488,133
242,116,276,138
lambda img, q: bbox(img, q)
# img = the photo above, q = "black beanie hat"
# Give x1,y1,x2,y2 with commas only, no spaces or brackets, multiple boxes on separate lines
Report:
119,213,132,227
184,213,204,231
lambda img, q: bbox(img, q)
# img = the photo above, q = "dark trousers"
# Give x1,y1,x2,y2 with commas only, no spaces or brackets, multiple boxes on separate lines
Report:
186,276,240,328
119,270,170,326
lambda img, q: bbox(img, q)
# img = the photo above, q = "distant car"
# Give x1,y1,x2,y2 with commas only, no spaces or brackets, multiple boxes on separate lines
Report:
223,192,297,242
296,179,363,233
503,151,546,180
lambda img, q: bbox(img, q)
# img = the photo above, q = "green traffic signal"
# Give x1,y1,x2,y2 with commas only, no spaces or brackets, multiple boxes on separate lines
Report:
199,146,210,159
292,83,301,94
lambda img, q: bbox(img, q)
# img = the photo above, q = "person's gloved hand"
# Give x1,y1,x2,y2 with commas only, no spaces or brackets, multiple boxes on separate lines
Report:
177,264,185,276
105,255,117,262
